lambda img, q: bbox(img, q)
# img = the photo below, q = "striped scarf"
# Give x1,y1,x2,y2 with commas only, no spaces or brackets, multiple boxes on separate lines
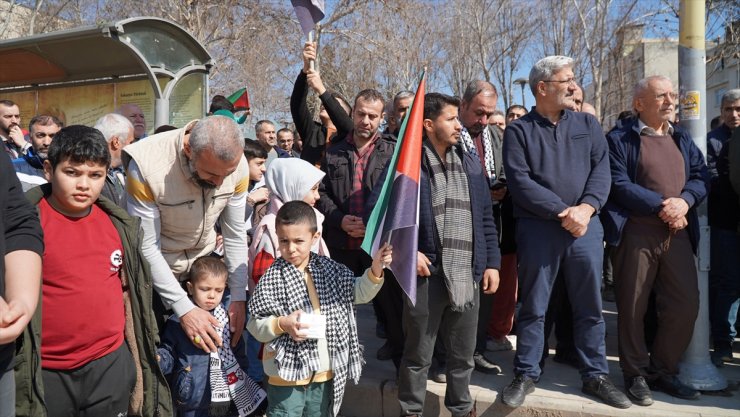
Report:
209,303,267,416
423,142,475,311
248,254,363,416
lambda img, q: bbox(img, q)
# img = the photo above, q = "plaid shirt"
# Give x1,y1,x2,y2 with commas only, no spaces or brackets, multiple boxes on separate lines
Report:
346,132,379,249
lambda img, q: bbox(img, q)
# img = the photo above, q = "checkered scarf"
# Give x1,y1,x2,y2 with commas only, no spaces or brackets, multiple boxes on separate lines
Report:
423,142,475,311
248,254,363,416
210,303,267,416
459,126,496,180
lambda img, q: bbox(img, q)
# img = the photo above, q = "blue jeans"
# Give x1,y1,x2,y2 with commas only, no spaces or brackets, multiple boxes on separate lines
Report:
513,217,608,380
709,227,740,353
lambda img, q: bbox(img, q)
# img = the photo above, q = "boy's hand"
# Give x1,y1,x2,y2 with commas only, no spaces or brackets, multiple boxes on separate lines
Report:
181,307,222,353
279,310,310,342
370,243,392,278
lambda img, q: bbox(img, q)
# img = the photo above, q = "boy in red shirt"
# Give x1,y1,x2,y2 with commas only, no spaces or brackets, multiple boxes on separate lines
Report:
20,126,170,416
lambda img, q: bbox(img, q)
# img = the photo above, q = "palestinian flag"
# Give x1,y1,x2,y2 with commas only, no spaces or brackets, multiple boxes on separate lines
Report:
362,70,426,305
228,88,250,111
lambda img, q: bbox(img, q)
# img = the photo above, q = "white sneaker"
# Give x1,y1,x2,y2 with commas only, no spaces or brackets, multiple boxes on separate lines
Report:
486,337,513,352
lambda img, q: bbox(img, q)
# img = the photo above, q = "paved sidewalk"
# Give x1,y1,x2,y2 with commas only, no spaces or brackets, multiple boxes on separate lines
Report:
341,301,740,417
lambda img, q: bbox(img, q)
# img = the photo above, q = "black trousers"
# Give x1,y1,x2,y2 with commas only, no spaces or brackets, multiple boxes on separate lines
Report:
43,343,136,417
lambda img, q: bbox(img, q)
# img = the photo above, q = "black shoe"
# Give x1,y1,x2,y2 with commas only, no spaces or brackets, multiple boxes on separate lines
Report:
582,375,631,409
376,341,392,361
552,350,580,369
502,375,535,408
650,375,700,400
473,351,501,374
625,376,653,406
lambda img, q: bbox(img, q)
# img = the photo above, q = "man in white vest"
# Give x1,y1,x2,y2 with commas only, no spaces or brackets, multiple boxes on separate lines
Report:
123,115,250,352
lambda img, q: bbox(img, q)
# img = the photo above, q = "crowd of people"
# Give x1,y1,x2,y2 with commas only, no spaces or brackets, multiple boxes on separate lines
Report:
0,40,739,417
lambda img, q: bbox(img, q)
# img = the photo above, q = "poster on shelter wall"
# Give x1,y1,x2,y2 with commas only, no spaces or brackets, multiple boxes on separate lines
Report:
38,84,115,126
3,91,37,128
168,73,205,129
117,79,155,134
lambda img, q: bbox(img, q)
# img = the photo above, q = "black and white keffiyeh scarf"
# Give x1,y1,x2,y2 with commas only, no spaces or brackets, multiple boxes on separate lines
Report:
248,253,363,416
209,303,266,416
423,142,475,311
459,126,496,180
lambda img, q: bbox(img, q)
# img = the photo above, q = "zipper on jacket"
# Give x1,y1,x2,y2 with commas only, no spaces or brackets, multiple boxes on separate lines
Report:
194,189,207,247
160,199,195,209
211,192,232,202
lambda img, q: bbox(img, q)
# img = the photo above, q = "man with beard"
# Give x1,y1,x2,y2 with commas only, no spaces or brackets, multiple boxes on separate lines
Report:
317,89,400,370
457,80,506,375
13,115,63,191
0,100,30,158
123,116,250,353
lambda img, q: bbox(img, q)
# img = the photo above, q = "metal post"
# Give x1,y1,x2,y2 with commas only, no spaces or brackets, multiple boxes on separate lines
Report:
154,98,169,131
677,0,727,391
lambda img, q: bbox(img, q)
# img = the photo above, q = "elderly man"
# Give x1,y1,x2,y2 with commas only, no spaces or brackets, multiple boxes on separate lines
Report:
603,75,708,403
457,80,506,374
397,93,500,417
501,56,630,409
13,115,63,191
124,115,249,352
117,103,147,141
708,89,740,366
94,113,135,207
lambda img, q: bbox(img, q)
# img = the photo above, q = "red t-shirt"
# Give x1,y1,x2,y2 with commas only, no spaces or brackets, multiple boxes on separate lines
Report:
39,198,125,370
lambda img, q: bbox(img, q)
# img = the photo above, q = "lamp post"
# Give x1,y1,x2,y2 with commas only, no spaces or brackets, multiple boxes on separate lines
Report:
514,78,528,108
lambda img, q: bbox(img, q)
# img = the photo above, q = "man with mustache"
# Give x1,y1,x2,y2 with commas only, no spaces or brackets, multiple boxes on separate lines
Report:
0,100,30,159
457,80,507,375
12,115,64,191
117,103,148,141
603,75,708,404
123,116,250,354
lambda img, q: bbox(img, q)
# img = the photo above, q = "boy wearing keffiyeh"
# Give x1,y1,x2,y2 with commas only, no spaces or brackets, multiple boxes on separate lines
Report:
248,201,392,417
157,256,267,417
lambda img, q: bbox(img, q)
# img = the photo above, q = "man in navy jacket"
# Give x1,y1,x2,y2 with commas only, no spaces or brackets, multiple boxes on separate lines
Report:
501,56,630,410
602,75,708,405
396,93,500,417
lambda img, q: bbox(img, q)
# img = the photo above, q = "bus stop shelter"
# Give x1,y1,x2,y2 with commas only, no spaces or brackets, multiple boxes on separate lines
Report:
0,17,213,131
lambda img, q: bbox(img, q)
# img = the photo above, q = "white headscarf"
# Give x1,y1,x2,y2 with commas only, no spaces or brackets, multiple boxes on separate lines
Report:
248,158,329,290
265,158,325,203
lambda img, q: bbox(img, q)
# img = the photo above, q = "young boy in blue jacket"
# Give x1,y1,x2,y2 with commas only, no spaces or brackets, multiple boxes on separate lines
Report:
158,256,266,416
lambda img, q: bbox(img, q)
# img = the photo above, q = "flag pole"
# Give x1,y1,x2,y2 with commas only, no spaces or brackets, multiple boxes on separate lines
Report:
308,29,315,71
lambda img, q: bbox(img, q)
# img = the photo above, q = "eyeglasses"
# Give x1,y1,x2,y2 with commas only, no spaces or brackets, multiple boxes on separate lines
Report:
654,92,678,101
543,78,577,86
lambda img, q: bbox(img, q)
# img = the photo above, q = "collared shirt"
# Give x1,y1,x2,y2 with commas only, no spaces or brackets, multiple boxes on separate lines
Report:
637,119,674,137
346,132,379,249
